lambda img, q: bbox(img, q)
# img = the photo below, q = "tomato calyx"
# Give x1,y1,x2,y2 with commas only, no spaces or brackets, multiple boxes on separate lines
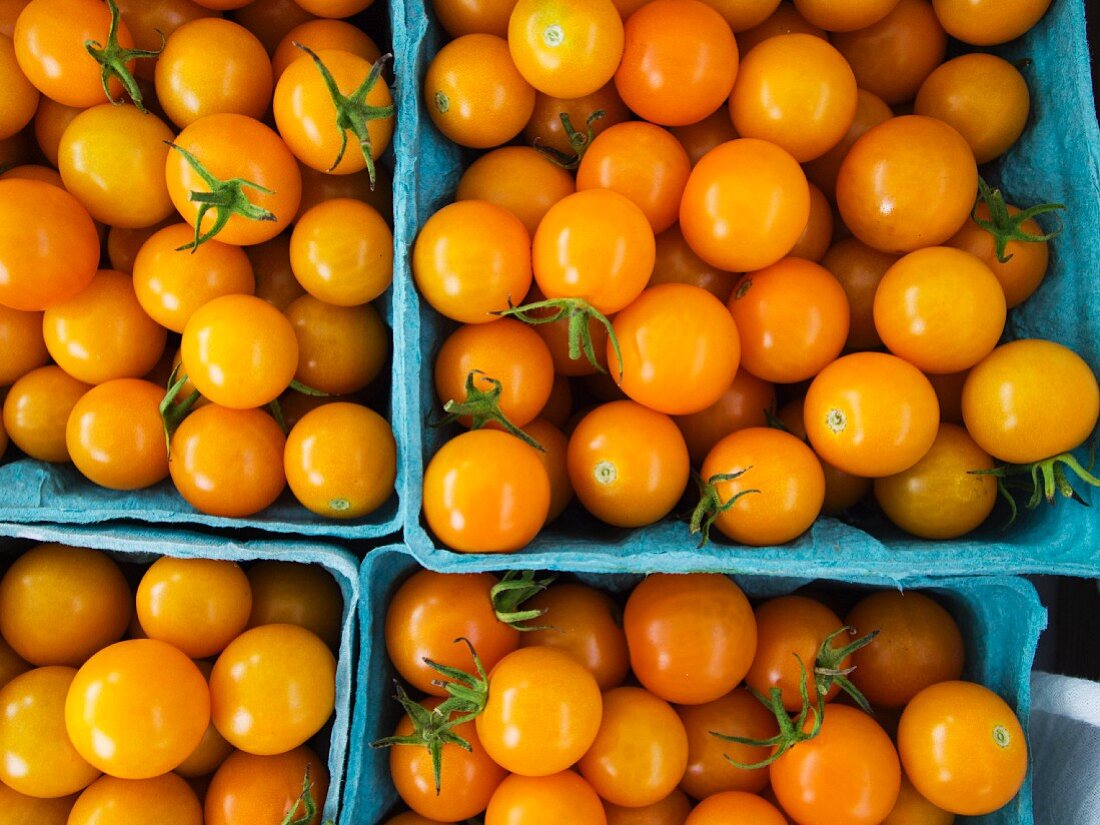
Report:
814,626,879,714
973,177,1064,263
689,469,762,547
972,446,1100,515
84,0,163,114
533,110,607,170
490,570,557,631
293,44,395,188
712,655,825,770
160,365,202,453
281,764,326,825
438,370,546,451
498,298,622,379
165,141,279,251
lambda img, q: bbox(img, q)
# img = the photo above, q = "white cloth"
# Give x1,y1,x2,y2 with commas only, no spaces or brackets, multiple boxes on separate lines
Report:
1030,672,1100,823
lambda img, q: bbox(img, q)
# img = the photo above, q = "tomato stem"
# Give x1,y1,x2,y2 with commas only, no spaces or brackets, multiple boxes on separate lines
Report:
973,177,1064,263
814,626,878,714
281,764,319,825
533,109,606,170
971,444,1100,511
293,43,395,188
159,364,200,454
84,0,163,114
164,141,278,251
289,379,330,397
498,297,622,380
438,370,546,451
689,469,762,547
491,570,557,631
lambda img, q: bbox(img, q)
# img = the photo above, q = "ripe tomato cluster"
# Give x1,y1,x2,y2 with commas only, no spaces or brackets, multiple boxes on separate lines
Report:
412,0,1099,554
378,566,1028,824
0,0,397,521
0,542,342,824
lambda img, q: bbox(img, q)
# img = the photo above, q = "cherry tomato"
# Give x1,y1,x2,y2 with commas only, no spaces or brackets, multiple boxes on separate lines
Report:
533,189,655,315
701,0,779,31
106,219,172,275
788,183,833,262
668,108,739,167
176,659,235,779
522,285,609,378
0,782,76,824
135,557,251,659
0,0,29,37
541,377,573,428
605,790,692,825
736,2,826,54
509,0,623,99
522,417,574,520
803,89,893,200
0,666,101,797
0,162,63,186
680,138,810,273
413,200,532,323
882,773,955,825
477,646,603,776
523,82,630,159
0,304,47,387
819,237,898,351
771,704,901,825
426,34,535,148
293,0,373,16
0,179,99,311
568,400,690,528
435,318,554,428
729,34,856,162
615,0,737,126
832,0,946,105
961,339,1100,464
205,746,329,825
181,293,298,409
32,95,80,167
390,696,508,821
298,159,393,221
519,582,629,689
114,0,217,80
13,0,135,108
165,114,302,246
485,771,606,825
701,426,825,546
898,681,1027,815
248,234,308,311
0,634,30,689
946,201,1049,308
650,225,738,302
677,689,775,798
624,573,756,705
169,405,288,517
433,0,516,37
932,0,1052,45
674,370,775,467
846,590,965,709
284,402,397,519
686,793,787,824
794,0,900,30
247,561,343,650
0,33,36,139
44,269,167,385
727,258,848,383
66,639,209,778
804,352,940,477
456,146,575,236
68,773,202,825
232,0,316,51
66,378,171,490
3,366,91,461
273,19,379,80
287,297,388,394
423,429,550,552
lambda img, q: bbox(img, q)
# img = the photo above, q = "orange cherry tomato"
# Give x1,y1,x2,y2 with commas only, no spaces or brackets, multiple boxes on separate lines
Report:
624,573,757,706
292,0,374,16
523,284,610,377
615,0,737,126
435,318,555,429
68,773,202,825
684,791,788,825
290,198,393,306
106,219,172,275
175,659,235,779
961,339,1100,464
523,417,574,520
804,352,940,477
540,376,572,426
522,82,631,159
669,108,739,167
456,146,576,236
793,0,900,30
699,0,779,31
803,88,893,200
413,200,532,324
0,33,36,140
3,366,90,461
273,19,380,79
246,561,343,650
423,429,550,552
674,370,776,466
0,635,30,690
883,773,956,824
205,746,330,825
0,304,47,387
66,379,170,490
432,0,517,37
0,179,99,312
284,402,397,519
114,0,218,80
232,0,317,53
727,258,848,383
846,590,965,709
736,2,826,53
579,686,689,808
247,234,308,312
0,782,76,824
577,122,691,234
508,0,624,99
485,771,606,825
931,0,1052,45
837,115,977,254
778,397,872,515
650,224,738,302
426,34,535,148
874,247,1006,374
898,681,1027,815
533,189,655,315
819,237,898,351
789,182,833,262
476,646,603,776
677,689,776,798
832,0,946,105
770,704,901,825
605,789,692,825
66,639,209,778
729,33,857,162
519,582,629,689
297,160,393,222
568,400,690,528
287,296,388,394
946,201,1050,308
680,138,810,273
33,96,81,166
